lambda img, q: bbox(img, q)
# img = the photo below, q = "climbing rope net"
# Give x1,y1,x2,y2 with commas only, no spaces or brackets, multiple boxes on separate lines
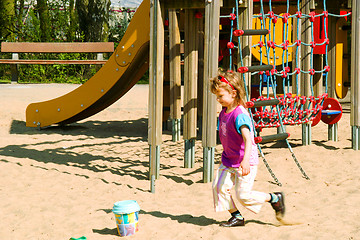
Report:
222,0,351,185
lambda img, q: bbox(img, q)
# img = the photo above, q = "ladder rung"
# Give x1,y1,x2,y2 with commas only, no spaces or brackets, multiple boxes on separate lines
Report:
255,133,290,144
242,29,269,36
234,29,269,36
246,99,280,108
239,64,273,73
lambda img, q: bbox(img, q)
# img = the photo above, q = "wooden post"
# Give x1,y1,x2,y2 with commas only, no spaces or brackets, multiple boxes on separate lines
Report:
300,0,312,145
351,0,360,150
168,9,182,142
184,9,198,168
11,53,19,83
149,0,165,192
202,0,220,183
293,15,300,95
327,2,339,141
197,10,205,139
311,0,323,98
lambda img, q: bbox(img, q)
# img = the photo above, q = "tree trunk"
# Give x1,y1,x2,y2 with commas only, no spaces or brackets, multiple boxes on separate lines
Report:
16,0,25,41
37,0,51,41
67,0,77,42
0,0,16,41
76,0,110,42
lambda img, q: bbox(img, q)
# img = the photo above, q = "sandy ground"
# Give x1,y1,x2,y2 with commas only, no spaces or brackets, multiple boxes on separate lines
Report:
0,83,359,240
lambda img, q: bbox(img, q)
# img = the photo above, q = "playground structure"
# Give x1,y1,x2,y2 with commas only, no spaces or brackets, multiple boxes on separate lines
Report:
22,0,360,192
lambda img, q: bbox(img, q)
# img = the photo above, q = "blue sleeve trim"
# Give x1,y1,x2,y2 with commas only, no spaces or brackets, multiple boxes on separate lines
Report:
235,114,252,134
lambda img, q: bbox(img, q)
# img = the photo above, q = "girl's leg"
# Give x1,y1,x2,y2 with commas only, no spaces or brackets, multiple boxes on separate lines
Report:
234,166,268,214
213,165,245,227
212,164,237,212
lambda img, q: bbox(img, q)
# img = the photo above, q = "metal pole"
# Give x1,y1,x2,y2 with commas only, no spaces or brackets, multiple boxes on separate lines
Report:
351,0,360,150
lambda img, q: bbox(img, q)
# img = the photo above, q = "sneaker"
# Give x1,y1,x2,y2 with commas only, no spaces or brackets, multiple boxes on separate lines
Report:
271,192,285,219
220,216,245,227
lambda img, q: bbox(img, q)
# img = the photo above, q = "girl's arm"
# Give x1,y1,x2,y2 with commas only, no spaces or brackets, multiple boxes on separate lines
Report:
240,125,252,176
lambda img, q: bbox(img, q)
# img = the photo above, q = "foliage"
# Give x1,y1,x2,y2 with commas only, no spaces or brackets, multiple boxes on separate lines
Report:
0,1,149,84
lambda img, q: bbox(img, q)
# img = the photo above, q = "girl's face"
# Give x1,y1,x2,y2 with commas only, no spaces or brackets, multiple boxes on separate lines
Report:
214,87,236,109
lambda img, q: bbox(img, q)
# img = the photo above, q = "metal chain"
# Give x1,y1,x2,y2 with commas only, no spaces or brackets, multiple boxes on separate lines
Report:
258,144,282,186
291,152,310,180
261,157,282,187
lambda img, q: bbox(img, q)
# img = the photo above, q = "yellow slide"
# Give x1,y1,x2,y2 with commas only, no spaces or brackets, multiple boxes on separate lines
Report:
26,0,150,127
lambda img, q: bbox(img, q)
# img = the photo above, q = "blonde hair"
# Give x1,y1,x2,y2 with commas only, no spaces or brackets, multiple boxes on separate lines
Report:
210,69,247,107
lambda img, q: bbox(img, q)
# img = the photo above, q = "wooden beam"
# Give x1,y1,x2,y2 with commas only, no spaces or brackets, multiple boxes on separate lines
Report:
1,42,114,53
149,0,165,184
184,9,198,141
300,0,311,98
0,59,108,64
161,0,236,9
202,0,220,183
300,0,312,146
184,9,199,168
168,10,182,120
168,9,182,142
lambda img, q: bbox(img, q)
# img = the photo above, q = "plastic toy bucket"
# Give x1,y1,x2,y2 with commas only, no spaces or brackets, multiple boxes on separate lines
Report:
112,200,140,237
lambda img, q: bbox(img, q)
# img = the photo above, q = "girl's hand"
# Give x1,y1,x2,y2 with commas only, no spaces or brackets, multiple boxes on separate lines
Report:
240,125,252,176
240,160,250,176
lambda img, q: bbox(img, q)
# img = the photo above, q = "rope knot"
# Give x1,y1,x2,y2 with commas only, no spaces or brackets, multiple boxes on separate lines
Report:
227,42,235,49
268,11,275,19
272,16,278,24
267,41,275,48
233,29,244,36
238,66,248,73
309,12,316,22
282,13,290,23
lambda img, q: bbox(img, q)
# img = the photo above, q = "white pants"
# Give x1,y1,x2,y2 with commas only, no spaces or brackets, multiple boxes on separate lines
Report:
212,164,268,214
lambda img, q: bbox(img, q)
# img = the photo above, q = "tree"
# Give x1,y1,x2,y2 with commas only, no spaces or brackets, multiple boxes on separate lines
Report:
16,0,25,41
37,0,51,41
67,0,77,42
76,0,110,42
0,0,16,41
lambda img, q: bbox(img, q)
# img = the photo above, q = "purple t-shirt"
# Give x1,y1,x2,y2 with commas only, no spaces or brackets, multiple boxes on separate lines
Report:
218,105,259,168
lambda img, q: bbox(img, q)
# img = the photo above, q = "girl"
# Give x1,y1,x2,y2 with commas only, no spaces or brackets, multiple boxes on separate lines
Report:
210,70,285,227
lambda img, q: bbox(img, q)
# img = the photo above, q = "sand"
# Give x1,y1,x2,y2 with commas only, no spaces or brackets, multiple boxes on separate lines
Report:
0,83,359,240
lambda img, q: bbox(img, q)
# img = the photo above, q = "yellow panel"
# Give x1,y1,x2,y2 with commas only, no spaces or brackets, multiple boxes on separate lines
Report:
26,0,150,127
335,17,349,99
252,14,293,66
